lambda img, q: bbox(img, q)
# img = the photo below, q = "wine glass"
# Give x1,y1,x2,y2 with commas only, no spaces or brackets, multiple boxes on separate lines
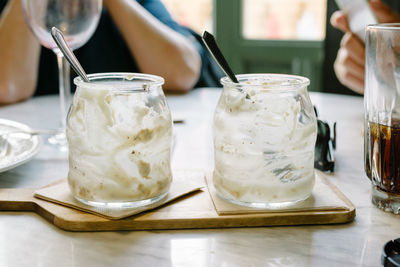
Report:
21,0,102,151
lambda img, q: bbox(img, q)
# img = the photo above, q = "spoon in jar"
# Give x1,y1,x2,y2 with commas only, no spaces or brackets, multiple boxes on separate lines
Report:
51,27,90,82
202,31,239,84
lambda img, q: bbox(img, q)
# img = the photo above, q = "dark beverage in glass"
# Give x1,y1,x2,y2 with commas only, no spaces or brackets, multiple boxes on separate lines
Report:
365,120,400,196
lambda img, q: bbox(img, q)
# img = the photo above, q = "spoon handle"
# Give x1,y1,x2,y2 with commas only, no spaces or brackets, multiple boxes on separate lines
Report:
202,31,238,83
51,27,90,82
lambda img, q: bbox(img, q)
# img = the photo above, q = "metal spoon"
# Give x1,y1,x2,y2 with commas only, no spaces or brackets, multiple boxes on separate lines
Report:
202,31,239,83
51,27,90,82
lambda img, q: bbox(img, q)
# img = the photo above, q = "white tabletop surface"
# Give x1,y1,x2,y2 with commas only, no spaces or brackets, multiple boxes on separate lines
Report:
0,88,398,267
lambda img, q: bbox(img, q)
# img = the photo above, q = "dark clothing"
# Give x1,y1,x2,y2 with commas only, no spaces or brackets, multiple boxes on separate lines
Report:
0,0,222,96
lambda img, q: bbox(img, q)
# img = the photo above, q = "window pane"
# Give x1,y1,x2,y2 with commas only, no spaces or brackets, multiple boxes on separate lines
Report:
242,0,327,40
161,0,213,34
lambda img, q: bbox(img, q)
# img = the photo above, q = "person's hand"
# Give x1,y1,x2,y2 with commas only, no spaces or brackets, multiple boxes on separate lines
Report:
331,0,400,94
331,12,365,94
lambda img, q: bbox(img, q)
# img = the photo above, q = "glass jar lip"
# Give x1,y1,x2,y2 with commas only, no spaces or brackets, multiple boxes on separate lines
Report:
220,73,310,90
367,23,400,30
74,72,165,90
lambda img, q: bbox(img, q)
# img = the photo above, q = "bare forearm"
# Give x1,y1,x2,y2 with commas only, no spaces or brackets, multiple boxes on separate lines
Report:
104,0,201,92
0,0,40,104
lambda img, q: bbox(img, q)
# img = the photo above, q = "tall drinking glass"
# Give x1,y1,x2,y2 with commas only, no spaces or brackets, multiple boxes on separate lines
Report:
21,0,102,151
365,24,400,214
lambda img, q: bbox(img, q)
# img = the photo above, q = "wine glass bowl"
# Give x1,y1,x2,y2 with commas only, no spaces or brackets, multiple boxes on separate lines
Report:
21,0,102,151
22,0,102,53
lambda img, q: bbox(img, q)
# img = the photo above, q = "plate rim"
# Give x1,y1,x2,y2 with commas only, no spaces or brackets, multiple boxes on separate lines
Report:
0,119,42,173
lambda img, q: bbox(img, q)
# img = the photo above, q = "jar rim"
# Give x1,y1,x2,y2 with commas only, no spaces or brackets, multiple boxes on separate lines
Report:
220,73,310,90
74,72,165,91
367,23,400,30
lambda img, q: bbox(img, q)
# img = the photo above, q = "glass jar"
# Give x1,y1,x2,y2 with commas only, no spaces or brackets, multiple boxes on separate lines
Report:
67,73,173,208
213,74,317,208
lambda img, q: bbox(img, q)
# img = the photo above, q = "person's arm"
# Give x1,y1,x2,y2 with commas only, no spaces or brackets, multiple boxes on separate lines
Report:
330,0,400,94
0,0,40,104
103,0,201,93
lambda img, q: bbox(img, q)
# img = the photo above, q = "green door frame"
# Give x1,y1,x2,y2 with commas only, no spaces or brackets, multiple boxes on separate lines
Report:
214,0,325,92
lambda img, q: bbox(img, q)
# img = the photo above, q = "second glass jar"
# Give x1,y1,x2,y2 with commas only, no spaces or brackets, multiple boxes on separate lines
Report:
213,74,317,208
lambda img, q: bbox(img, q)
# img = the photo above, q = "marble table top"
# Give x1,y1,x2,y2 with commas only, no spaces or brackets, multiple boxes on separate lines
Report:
0,88,398,267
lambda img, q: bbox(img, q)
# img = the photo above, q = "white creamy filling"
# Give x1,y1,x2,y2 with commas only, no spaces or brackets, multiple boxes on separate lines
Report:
67,84,172,202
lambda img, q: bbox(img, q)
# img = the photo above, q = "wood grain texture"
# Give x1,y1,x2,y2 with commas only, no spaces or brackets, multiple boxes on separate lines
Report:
0,172,355,232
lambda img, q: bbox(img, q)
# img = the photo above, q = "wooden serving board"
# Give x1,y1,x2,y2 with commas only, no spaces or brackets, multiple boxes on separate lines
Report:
0,171,355,232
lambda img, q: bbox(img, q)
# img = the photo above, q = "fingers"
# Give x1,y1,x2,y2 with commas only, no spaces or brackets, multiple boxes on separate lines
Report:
335,49,364,80
330,11,351,33
334,57,365,94
340,32,365,66
338,73,364,94
370,0,400,23
334,33,365,94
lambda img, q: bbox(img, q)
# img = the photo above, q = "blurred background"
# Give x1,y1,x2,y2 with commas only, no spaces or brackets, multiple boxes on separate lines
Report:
161,0,400,94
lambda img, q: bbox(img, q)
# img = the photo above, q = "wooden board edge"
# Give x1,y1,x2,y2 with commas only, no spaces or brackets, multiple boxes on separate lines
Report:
316,171,356,214
0,188,37,211
0,171,357,232
0,188,57,226
51,208,356,232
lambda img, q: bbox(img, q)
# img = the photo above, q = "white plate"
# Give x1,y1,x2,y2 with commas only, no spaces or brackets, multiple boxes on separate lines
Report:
0,119,42,173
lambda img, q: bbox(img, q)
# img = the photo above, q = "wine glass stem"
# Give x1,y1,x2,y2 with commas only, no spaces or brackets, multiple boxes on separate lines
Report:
56,53,71,131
